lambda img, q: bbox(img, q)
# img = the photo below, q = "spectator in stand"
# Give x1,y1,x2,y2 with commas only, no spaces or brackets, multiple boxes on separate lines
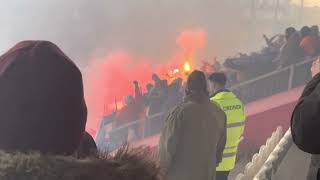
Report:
311,25,320,55
114,81,145,128
165,78,184,111
263,34,285,50
291,57,320,180
114,95,136,127
143,83,154,106
212,58,222,72
277,27,304,69
201,59,222,75
159,70,226,180
148,74,168,116
300,26,317,57
146,83,154,96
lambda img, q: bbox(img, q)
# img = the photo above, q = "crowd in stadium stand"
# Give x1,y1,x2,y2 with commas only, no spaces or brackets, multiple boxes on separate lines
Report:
224,25,320,84
1,26,320,180
108,25,320,145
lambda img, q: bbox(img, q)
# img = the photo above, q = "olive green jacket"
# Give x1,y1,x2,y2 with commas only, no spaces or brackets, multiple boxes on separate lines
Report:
159,94,226,180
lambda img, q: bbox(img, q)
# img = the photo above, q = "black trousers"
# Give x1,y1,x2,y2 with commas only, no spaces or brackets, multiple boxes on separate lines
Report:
216,171,230,180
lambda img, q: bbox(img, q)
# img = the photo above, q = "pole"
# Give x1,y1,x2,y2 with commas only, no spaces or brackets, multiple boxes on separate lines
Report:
300,0,304,25
274,0,280,22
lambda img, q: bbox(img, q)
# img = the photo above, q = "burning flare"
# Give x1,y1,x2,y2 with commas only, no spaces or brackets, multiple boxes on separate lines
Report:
184,61,191,73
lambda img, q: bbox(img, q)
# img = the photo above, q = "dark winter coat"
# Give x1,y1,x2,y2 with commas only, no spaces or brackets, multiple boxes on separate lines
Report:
159,93,226,180
291,73,320,154
0,147,161,180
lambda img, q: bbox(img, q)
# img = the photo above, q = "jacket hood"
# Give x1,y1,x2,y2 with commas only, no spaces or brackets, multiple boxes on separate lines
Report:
0,41,87,154
0,147,161,180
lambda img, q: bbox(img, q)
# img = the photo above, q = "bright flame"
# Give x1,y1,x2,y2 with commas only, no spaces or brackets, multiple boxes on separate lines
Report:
184,61,191,73
173,68,180,73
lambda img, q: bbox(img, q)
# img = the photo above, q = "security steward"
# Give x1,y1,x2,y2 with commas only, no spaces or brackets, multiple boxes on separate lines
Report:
208,72,246,180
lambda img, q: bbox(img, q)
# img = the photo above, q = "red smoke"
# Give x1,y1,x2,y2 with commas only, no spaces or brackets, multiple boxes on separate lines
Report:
176,28,206,54
84,28,207,133
84,51,154,130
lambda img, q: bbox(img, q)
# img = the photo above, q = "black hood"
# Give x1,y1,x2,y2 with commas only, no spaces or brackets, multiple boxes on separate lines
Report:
0,41,87,155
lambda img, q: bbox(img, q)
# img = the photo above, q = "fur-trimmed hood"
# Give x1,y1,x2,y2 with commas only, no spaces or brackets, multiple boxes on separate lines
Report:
0,148,161,180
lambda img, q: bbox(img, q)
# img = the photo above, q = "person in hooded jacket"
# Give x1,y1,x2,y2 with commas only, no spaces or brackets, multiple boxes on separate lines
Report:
291,57,320,180
0,40,87,155
300,26,317,57
277,27,304,69
159,70,227,180
0,41,161,180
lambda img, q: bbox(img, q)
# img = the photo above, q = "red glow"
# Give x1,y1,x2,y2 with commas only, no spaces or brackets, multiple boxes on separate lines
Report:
176,28,207,54
85,28,207,131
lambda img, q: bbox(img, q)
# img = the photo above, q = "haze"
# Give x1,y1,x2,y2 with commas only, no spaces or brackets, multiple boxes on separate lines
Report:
0,0,319,69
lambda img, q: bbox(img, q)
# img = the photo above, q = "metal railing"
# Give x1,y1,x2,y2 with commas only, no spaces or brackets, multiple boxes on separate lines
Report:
231,59,314,104
96,58,316,150
96,112,166,151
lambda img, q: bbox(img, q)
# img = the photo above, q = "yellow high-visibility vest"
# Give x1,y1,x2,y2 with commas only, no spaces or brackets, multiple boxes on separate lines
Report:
211,91,246,172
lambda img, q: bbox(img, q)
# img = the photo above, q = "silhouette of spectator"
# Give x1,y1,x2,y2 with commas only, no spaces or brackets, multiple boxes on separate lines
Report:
147,74,168,116
311,25,320,55
0,41,87,155
277,27,304,69
300,26,317,57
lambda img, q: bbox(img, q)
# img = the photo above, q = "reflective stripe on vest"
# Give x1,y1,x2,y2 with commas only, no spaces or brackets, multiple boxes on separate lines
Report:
211,91,246,172
227,121,245,128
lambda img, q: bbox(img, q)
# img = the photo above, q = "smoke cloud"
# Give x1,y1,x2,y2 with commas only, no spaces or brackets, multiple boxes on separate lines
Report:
0,0,320,133
84,28,207,131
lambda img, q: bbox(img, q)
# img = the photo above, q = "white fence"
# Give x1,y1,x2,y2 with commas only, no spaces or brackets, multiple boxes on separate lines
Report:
235,127,284,180
253,129,293,180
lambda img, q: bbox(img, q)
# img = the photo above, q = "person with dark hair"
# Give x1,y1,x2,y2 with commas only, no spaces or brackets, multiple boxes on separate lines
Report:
0,40,87,155
159,70,226,180
277,27,304,69
208,72,246,180
148,74,168,116
300,26,317,57
208,73,227,90
285,27,296,40
76,132,98,158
